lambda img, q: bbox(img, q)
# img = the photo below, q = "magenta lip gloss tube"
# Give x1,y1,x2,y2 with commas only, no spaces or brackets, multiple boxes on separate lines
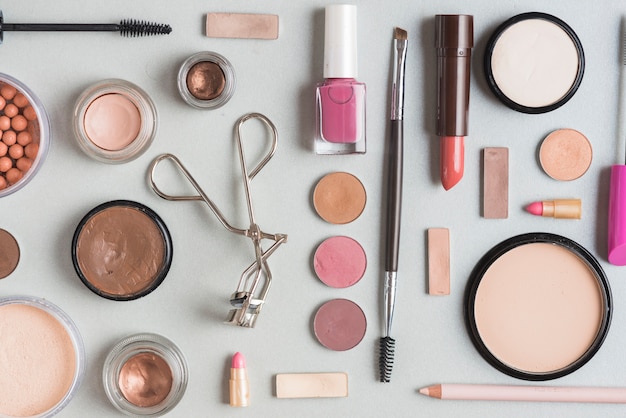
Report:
315,4,366,154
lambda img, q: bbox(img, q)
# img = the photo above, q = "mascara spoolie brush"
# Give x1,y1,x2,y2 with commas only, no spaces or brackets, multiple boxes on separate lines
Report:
0,10,172,44
380,27,407,383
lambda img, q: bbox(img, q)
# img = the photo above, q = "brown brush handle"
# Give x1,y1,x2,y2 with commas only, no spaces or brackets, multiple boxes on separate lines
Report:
385,120,403,272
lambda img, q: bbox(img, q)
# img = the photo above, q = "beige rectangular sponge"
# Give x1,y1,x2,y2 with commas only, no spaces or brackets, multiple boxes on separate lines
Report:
428,228,450,295
483,147,509,219
275,373,348,399
206,13,279,39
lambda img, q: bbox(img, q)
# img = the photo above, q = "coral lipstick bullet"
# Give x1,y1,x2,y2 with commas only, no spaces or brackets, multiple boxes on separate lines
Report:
441,136,464,190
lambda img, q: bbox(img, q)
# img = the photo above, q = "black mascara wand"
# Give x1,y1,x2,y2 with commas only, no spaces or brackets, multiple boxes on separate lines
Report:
0,10,171,43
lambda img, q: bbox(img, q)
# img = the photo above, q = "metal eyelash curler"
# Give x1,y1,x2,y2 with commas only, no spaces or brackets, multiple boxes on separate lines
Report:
148,112,288,328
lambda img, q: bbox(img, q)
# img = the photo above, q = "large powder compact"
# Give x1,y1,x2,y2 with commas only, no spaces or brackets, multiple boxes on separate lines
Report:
465,233,612,380
484,12,584,113
71,200,173,301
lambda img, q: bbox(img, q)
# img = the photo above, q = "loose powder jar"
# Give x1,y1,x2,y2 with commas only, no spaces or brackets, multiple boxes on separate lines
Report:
0,296,85,417
71,200,173,301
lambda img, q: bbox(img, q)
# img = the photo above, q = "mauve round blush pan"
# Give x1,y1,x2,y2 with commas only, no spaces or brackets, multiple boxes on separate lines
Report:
313,298,367,351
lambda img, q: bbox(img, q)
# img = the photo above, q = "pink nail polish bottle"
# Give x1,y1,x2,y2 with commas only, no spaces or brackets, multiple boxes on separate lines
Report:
315,4,366,154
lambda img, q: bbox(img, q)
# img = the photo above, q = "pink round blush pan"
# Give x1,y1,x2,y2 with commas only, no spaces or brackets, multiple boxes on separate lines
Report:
313,236,366,288
313,299,367,351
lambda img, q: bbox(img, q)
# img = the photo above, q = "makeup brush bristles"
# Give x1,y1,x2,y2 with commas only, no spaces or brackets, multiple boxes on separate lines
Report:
394,27,407,41
119,20,172,37
379,336,395,383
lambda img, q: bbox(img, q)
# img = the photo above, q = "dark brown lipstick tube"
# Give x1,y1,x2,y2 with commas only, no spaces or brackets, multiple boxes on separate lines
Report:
435,14,473,190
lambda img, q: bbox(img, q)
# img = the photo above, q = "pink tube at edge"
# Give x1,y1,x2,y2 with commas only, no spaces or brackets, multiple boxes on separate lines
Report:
608,165,626,265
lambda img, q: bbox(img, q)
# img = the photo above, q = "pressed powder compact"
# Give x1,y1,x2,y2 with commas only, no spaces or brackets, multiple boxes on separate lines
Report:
484,12,584,113
177,51,236,109
103,333,188,416
465,233,612,380
71,200,173,301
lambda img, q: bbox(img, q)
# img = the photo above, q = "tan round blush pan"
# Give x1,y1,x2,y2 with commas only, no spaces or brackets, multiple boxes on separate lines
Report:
465,233,611,381
313,172,366,224
539,128,592,181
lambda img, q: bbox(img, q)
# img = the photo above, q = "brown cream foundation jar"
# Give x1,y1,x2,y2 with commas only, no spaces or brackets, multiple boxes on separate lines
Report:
71,200,173,301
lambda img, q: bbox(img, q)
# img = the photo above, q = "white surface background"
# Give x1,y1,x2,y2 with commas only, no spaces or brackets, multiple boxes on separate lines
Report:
2,1,626,417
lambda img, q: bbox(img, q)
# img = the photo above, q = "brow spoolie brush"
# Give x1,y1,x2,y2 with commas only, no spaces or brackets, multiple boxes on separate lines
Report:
0,10,172,44
380,27,407,383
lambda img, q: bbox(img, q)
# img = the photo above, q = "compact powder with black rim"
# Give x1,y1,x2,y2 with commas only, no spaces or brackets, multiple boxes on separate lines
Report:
72,200,173,301
465,233,611,381
484,12,585,114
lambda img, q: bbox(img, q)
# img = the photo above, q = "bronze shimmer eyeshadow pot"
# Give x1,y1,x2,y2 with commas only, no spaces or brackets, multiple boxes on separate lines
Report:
71,200,173,301
103,333,188,416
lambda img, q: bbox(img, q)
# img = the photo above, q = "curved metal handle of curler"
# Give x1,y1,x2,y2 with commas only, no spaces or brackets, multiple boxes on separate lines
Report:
235,112,278,181
235,112,278,230
148,153,244,235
